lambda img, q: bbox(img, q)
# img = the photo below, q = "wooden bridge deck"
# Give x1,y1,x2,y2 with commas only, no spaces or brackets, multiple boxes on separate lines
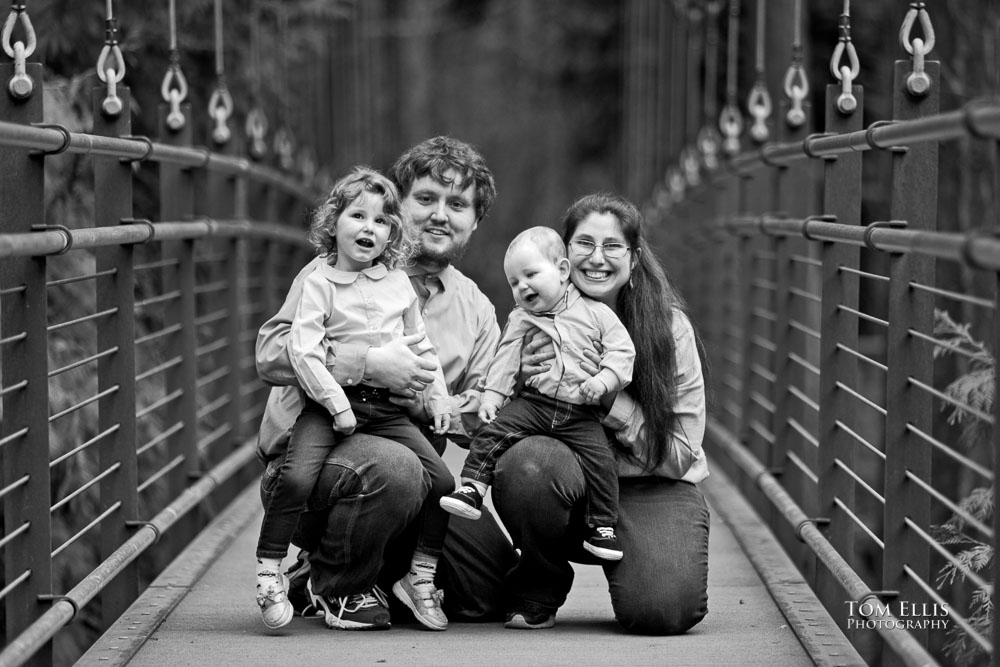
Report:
79,449,865,666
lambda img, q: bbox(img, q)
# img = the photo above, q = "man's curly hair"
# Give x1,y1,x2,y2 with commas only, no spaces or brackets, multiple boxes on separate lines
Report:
309,166,414,269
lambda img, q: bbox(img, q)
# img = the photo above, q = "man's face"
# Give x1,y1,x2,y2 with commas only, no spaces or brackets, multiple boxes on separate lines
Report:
402,170,478,269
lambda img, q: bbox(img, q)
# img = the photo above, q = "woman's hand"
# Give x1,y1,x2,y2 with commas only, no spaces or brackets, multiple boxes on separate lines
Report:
520,326,556,378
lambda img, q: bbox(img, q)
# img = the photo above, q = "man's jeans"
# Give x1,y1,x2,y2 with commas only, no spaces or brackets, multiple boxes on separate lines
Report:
491,435,711,634
258,395,454,561
260,433,429,598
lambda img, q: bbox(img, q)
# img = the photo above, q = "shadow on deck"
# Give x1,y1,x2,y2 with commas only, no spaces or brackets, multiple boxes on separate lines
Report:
79,448,864,666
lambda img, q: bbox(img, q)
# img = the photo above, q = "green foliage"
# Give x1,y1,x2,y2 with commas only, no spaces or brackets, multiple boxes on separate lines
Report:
931,308,994,665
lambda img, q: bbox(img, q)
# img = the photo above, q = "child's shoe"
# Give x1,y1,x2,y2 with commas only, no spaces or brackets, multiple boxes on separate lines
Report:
582,526,624,561
257,573,294,629
392,575,448,631
439,484,484,520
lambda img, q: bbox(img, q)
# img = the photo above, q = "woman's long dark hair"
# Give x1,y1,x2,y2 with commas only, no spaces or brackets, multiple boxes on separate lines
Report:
561,193,705,471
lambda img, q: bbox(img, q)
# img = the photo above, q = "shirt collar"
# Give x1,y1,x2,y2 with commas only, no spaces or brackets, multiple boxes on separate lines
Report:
319,261,388,284
538,283,579,316
405,263,454,291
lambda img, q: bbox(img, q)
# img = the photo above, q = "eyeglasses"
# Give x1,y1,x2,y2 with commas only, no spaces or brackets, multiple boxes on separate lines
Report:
569,239,631,259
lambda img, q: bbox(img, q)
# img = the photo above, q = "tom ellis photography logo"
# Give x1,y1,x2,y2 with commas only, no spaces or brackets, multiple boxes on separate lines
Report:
844,600,951,631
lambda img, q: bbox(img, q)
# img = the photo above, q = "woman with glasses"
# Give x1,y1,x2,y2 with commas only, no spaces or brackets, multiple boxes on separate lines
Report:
490,192,711,634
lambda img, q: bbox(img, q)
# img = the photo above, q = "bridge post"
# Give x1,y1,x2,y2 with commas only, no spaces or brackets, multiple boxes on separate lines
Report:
0,61,53,666
881,58,939,663
815,82,863,634
157,102,201,563
91,85,140,628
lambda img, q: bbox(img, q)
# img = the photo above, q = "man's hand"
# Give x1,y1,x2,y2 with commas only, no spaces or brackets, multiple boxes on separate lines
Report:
478,402,500,424
333,408,357,435
579,376,609,404
431,412,450,435
520,327,556,378
389,391,428,422
365,333,437,393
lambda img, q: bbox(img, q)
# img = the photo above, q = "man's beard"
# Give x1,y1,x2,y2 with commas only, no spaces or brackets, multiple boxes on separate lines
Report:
413,238,468,271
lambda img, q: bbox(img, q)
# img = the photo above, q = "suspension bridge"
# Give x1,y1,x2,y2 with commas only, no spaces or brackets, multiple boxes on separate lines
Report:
1,1,999,666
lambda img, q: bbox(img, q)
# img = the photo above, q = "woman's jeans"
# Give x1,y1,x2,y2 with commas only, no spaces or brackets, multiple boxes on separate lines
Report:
492,435,711,634
258,391,453,559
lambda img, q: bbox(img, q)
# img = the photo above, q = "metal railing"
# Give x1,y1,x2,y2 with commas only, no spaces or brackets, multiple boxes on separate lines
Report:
654,78,1000,667
0,62,313,665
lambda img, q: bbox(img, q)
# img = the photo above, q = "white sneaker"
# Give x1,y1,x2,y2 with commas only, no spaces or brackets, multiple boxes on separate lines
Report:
257,573,293,630
392,576,448,631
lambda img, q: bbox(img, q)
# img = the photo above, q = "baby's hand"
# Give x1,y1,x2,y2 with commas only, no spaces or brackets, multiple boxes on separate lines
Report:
333,409,357,435
431,411,450,435
580,376,609,404
478,403,499,424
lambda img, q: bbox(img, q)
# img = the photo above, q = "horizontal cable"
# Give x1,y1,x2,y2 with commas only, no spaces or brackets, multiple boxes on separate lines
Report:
0,474,30,502
750,363,776,383
836,381,887,417
196,395,230,420
835,419,886,461
0,426,29,448
790,254,822,267
193,280,228,296
904,471,993,540
49,425,119,469
837,265,889,282
787,417,819,448
788,319,821,340
905,423,992,482
134,290,182,310
135,322,183,347
135,356,182,384
0,284,26,296
195,339,230,360
48,347,117,379
197,423,233,453
137,454,185,494
788,286,821,303
836,304,888,328
0,379,28,399
749,391,775,414
137,421,184,458
833,497,884,550
47,307,118,334
195,365,230,390
0,331,27,346
0,569,31,604
751,279,776,292
903,564,992,654
751,306,776,322
133,257,178,272
786,450,819,485
748,419,775,444
0,521,31,551
136,388,183,421
908,376,994,424
908,328,987,366
834,458,885,505
750,336,776,353
46,268,116,288
51,501,121,559
722,350,742,367
909,281,994,309
788,384,820,412
903,518,992,594
50,462,121,514
835,343,888,373
49,385,118,423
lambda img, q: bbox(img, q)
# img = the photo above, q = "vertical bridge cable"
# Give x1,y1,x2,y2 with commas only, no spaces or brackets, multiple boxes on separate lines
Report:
2,1,37,99
245,0,268,160
160,0,188,132
698,0,723,170
829,0,860,115
272,3,294,170
718,0,743,156
783,0,808,128
746,0,772,142
899,2,935,97
681,3,704,188
96,0,126,117
207,0,233,145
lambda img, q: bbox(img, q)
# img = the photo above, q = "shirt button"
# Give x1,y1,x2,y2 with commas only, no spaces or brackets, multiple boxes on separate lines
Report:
346,379,353,384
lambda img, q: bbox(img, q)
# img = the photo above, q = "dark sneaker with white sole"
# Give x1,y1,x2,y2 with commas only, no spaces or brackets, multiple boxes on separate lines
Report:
583,526,624,561
439,484,484,520
306,578,391,630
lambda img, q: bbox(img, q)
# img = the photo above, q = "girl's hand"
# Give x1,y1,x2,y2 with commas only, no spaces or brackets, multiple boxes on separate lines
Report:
431,412,450,435
478,403,499,424
520,326,556,378
333,409,357,435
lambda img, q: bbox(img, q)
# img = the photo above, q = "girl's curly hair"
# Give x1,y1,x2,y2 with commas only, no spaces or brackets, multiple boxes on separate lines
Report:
308,166,414,269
